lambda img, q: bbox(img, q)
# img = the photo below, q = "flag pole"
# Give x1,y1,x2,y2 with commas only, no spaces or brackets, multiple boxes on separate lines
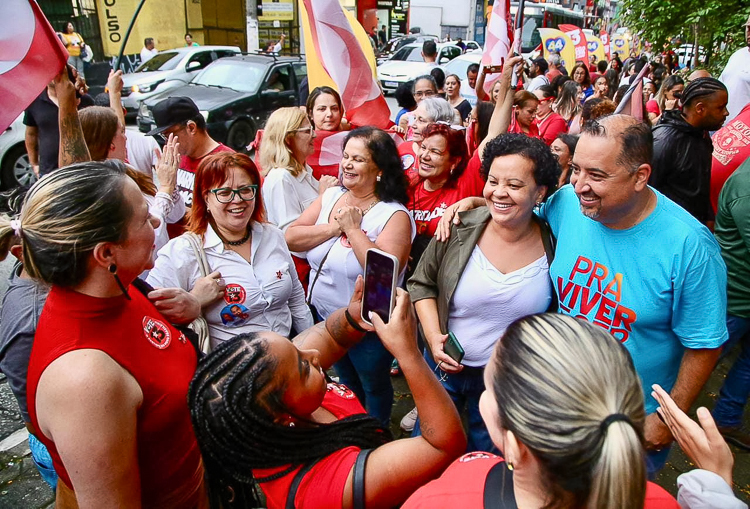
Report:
511,0,525,88
114,0,147,72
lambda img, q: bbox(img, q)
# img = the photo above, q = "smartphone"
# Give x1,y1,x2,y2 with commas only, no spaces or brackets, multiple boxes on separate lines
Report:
444,332,465,364
361,248,399,326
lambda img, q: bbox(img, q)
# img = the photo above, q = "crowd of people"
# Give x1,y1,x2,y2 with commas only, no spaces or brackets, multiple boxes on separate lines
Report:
1,11,750,509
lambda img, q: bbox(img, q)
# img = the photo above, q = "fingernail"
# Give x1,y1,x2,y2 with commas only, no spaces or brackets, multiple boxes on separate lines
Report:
368,311,373,319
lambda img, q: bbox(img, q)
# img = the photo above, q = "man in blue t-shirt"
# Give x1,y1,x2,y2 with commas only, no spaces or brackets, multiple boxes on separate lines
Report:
540,115,728,474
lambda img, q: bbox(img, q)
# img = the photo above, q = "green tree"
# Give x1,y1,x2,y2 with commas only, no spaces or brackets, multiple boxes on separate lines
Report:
620,0,747,70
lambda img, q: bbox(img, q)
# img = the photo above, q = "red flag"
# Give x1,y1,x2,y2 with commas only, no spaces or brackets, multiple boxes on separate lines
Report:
481,0,514,94
301,0,391,130
559,24,589,64
600,30,611,60
614,63,649,121
0,0,68,132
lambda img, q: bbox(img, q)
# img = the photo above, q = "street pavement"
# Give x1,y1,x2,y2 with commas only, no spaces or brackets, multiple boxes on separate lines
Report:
2,99,749,506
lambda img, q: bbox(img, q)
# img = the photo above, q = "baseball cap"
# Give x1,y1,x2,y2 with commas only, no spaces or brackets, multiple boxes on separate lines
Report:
531,57,549,73
145,96,200,136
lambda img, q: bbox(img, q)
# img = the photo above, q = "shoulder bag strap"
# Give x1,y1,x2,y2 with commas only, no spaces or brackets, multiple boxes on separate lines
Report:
483,461,517,509
535,216,559,313
353,449,372,509
306,239,337,305
182,232,211,277
285,460,321,509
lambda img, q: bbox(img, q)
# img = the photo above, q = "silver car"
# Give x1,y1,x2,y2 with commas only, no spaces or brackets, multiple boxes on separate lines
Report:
0,114,36,190
121,45,241,114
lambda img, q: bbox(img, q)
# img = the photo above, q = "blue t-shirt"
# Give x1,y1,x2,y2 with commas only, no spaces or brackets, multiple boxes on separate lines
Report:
540,185,728,413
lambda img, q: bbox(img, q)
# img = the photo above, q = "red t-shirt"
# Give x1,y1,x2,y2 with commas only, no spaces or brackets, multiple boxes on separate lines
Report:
403,452,680,508
534,112,568,146
177,143,234,207
407,154,485,237
399,141,419,173
27,287,203,507
646,99,661,117
509,114,540,138
254,382,368,509
711,102,750,213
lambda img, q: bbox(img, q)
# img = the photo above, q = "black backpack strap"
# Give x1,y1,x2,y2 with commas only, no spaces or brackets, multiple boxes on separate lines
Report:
534,216,559,313
285,459,321,509
353,449,372,509
483,460,517,509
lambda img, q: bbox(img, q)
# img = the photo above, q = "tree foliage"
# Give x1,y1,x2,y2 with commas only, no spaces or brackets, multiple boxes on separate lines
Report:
620,0,747,69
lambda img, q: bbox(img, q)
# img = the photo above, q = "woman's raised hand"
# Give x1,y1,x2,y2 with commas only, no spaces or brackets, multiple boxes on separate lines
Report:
318,175,339,195
155,133,180,194
369,288,419,360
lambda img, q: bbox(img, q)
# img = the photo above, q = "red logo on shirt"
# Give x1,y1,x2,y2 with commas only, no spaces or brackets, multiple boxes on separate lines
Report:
224,284,246,305
142,316,171,349
276,270,283,280
327,382,356,399
340,230,367,249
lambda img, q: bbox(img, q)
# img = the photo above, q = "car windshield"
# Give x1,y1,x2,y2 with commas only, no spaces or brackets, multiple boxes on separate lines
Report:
443,57,479,80
391,46,424,62
192,60,267,93
136,52,181,72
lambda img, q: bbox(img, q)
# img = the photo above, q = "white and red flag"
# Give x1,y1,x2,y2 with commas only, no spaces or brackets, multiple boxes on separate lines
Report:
301,0,391,129
481,0,514,95
0,0,68,132
614,62,650,121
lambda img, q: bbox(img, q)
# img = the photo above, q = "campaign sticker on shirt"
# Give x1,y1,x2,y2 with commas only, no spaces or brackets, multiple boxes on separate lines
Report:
220,303,251,327
327,382,357,399
224,284,246,305
401,154,415,171
142,316,171,349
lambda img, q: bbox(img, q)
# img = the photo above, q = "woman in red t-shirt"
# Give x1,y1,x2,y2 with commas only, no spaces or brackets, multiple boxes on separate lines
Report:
189,283,466,509
532,85,568,146
402,314,681,509
508,90,540,138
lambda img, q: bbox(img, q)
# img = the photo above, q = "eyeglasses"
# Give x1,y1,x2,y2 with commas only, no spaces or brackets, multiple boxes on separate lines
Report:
414,90,436,98
157,122,188,143
209,185,258,203
291,126,314,135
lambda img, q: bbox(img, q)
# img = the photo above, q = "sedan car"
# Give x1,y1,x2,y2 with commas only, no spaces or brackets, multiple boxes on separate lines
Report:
0,115,36,190
121,45,241,116
376,34,439,65
377,42,463,93
442,52,482,81
138,54,306,153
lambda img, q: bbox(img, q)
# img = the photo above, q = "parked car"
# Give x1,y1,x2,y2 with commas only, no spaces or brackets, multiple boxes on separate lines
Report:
0,115,36,190
377,42,463,94
376,34,439,65
461,40,482,53
121,45,241,116
137,54,307,153
441,52,482,82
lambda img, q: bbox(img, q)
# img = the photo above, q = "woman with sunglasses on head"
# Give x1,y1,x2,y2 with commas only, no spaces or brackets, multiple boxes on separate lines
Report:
508,90,540,138
149,152,313,350
532,85,568,146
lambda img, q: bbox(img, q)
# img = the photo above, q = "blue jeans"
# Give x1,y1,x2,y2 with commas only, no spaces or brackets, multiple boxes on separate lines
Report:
28,433,57,490
334,332,393,427
413,352,494,453
713,315,750,428
646,445,671,479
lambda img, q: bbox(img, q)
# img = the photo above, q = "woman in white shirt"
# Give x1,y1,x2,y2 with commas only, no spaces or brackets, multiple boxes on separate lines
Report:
407,133,560,452
148,152,313,350
286,127,415,426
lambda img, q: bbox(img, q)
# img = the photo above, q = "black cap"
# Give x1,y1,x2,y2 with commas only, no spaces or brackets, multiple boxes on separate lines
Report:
531,57,549,74
145,96,200,136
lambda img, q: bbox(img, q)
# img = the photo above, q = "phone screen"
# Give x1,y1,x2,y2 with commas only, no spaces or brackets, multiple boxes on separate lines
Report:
362,249,398,324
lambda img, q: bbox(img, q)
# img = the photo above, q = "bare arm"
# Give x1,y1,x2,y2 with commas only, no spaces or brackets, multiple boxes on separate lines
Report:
475,67,488,102
36,350,143,508
475,56,522,160
342,290,466,508
340,209,412,271
285,194,341,252
107,70,126,129
644,347,721,450
55,69,90,166
25,126,39,176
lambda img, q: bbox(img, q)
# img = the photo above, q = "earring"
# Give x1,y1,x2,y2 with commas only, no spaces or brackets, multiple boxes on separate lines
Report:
288,422,295,428
506,460,514,471
376,175,381,182
108,263,132,300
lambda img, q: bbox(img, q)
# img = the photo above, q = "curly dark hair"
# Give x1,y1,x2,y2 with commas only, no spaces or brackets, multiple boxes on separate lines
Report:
343,127,409,204
480,133,560,200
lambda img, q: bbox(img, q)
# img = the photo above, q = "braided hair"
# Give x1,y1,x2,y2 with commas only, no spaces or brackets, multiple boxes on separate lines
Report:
189,333,391,504
678,77,727,109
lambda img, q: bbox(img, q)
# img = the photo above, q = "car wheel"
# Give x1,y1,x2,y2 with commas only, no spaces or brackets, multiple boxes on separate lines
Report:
226,120,256,153
1,144,37,190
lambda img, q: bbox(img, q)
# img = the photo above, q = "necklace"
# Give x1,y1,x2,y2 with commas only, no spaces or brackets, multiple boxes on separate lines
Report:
345,192,379,216
225,229,251,246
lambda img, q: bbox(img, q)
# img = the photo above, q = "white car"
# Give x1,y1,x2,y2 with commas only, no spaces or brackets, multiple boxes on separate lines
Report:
377,42,463,93
121,45,241,115
0,114,36,190
442,52,482,81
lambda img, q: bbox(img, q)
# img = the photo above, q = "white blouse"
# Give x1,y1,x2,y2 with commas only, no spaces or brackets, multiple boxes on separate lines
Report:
147,222,313,349
262,164,320,232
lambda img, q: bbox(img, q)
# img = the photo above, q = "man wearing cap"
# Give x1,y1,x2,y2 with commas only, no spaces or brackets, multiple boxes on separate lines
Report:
147,96,233,207
719,14,750,123
526,58,549,92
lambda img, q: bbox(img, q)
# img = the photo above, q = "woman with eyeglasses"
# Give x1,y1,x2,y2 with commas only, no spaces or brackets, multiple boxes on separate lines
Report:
532,85,568,146
407,133,560,453
149,152,313,350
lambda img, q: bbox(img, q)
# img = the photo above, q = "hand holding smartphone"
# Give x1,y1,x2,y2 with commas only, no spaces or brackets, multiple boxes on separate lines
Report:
444,332,465,364
361,249,399,326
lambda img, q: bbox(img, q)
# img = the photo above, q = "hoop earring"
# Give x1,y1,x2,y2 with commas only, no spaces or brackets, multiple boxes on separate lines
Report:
109,263,131,300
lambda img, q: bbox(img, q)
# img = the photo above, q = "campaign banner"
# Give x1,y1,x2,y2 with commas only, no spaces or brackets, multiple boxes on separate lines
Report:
538,28,576,73
610,34,630,59
600,29,610,59
558,24,588,64
586,34,606,63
